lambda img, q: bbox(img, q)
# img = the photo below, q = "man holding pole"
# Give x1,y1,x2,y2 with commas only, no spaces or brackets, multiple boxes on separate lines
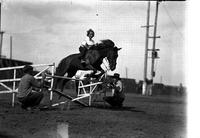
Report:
17,65,46,110
103,73,125,108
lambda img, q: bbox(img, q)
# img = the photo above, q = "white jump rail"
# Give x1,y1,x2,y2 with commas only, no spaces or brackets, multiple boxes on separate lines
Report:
74,73,107,106
47,72,107,107
0,63,55,107
49,57,110,107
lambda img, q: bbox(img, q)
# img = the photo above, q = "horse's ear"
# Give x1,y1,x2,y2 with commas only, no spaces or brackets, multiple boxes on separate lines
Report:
117,48,122,51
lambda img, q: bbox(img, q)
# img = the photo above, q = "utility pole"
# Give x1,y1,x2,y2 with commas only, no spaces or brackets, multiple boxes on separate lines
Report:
10,36,12,59
142,0,161,96
0,2,4,58
160,76,162,84
151,1,160,80
149,0,161,95
142,0,151,95
125,67,128,78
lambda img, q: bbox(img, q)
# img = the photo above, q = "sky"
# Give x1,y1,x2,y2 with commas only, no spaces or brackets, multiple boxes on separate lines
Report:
0,0,186,86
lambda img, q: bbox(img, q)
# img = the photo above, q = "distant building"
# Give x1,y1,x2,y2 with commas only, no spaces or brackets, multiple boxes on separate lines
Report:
0,58,32,80
0,55,6,58
0,58,32,68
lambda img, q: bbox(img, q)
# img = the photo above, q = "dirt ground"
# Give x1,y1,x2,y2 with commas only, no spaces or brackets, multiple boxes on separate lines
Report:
0,90,186,138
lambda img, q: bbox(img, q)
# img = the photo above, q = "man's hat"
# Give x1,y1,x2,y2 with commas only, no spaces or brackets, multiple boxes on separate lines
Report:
23,65,33,73
112,73,120,79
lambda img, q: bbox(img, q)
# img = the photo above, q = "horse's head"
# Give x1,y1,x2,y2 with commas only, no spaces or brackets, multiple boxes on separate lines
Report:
106,47,121,71
95,39,121,71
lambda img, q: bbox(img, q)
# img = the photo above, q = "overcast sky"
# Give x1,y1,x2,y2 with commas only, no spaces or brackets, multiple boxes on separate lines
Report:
1,0,186,86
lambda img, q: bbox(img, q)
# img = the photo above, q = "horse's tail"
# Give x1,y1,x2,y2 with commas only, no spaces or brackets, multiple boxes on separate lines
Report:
53,57,71,90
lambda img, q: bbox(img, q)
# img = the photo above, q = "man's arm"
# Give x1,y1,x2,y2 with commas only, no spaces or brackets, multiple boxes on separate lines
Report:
30,73,46,88
113,81,122,92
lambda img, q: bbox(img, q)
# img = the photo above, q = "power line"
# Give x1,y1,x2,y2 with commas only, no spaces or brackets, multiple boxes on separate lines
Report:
162,3,184,40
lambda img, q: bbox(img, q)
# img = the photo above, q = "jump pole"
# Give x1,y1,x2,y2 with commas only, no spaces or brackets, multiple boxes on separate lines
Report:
12,69,16,107
47,72,106,107
46,74,83,81
49,63,55,103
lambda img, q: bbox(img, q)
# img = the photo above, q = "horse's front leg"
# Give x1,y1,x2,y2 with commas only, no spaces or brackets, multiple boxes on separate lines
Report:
85,64,97,75
61,79,67,92
53,77,61,90
98,70,105,77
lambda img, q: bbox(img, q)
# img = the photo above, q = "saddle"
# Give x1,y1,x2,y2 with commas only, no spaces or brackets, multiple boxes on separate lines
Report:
80,48,99,65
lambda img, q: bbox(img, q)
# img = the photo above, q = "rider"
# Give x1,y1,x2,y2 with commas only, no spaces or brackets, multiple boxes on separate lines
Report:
79,29,96,63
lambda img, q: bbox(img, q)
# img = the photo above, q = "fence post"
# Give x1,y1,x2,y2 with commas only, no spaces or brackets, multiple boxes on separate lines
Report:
89,79,92,106
0,63,54,107
12,69,16,107
50,63,55,103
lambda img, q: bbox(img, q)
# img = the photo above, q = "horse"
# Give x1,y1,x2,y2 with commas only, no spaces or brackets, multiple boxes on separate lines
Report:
53,39,121,92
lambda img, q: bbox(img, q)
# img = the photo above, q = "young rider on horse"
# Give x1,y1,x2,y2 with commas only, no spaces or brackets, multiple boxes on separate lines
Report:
79,29,96,63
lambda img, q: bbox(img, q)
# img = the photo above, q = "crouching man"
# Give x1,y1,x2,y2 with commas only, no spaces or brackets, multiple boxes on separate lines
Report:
103,73,125,108
17,65,46,110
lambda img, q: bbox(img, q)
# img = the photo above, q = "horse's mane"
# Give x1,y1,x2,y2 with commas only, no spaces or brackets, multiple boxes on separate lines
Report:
90,39,115,50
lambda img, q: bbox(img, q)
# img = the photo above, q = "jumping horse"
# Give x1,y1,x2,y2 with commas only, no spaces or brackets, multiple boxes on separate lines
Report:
53,39,121,92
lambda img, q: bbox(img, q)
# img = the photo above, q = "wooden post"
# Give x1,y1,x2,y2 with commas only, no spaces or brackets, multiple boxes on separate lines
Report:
150,0,160,96
142,0,151,95
12,69,16,107
0,2,1,56
125,67,128,78
0,2,4,57
50,63,55,102
10,36,12,59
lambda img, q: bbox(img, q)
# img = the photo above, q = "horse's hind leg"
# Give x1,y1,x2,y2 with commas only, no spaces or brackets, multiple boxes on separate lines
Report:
53,77,58,90
60,79,69,92
53,77,67,92
53,65,69,91
75,80,79,95
60,72,76,92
